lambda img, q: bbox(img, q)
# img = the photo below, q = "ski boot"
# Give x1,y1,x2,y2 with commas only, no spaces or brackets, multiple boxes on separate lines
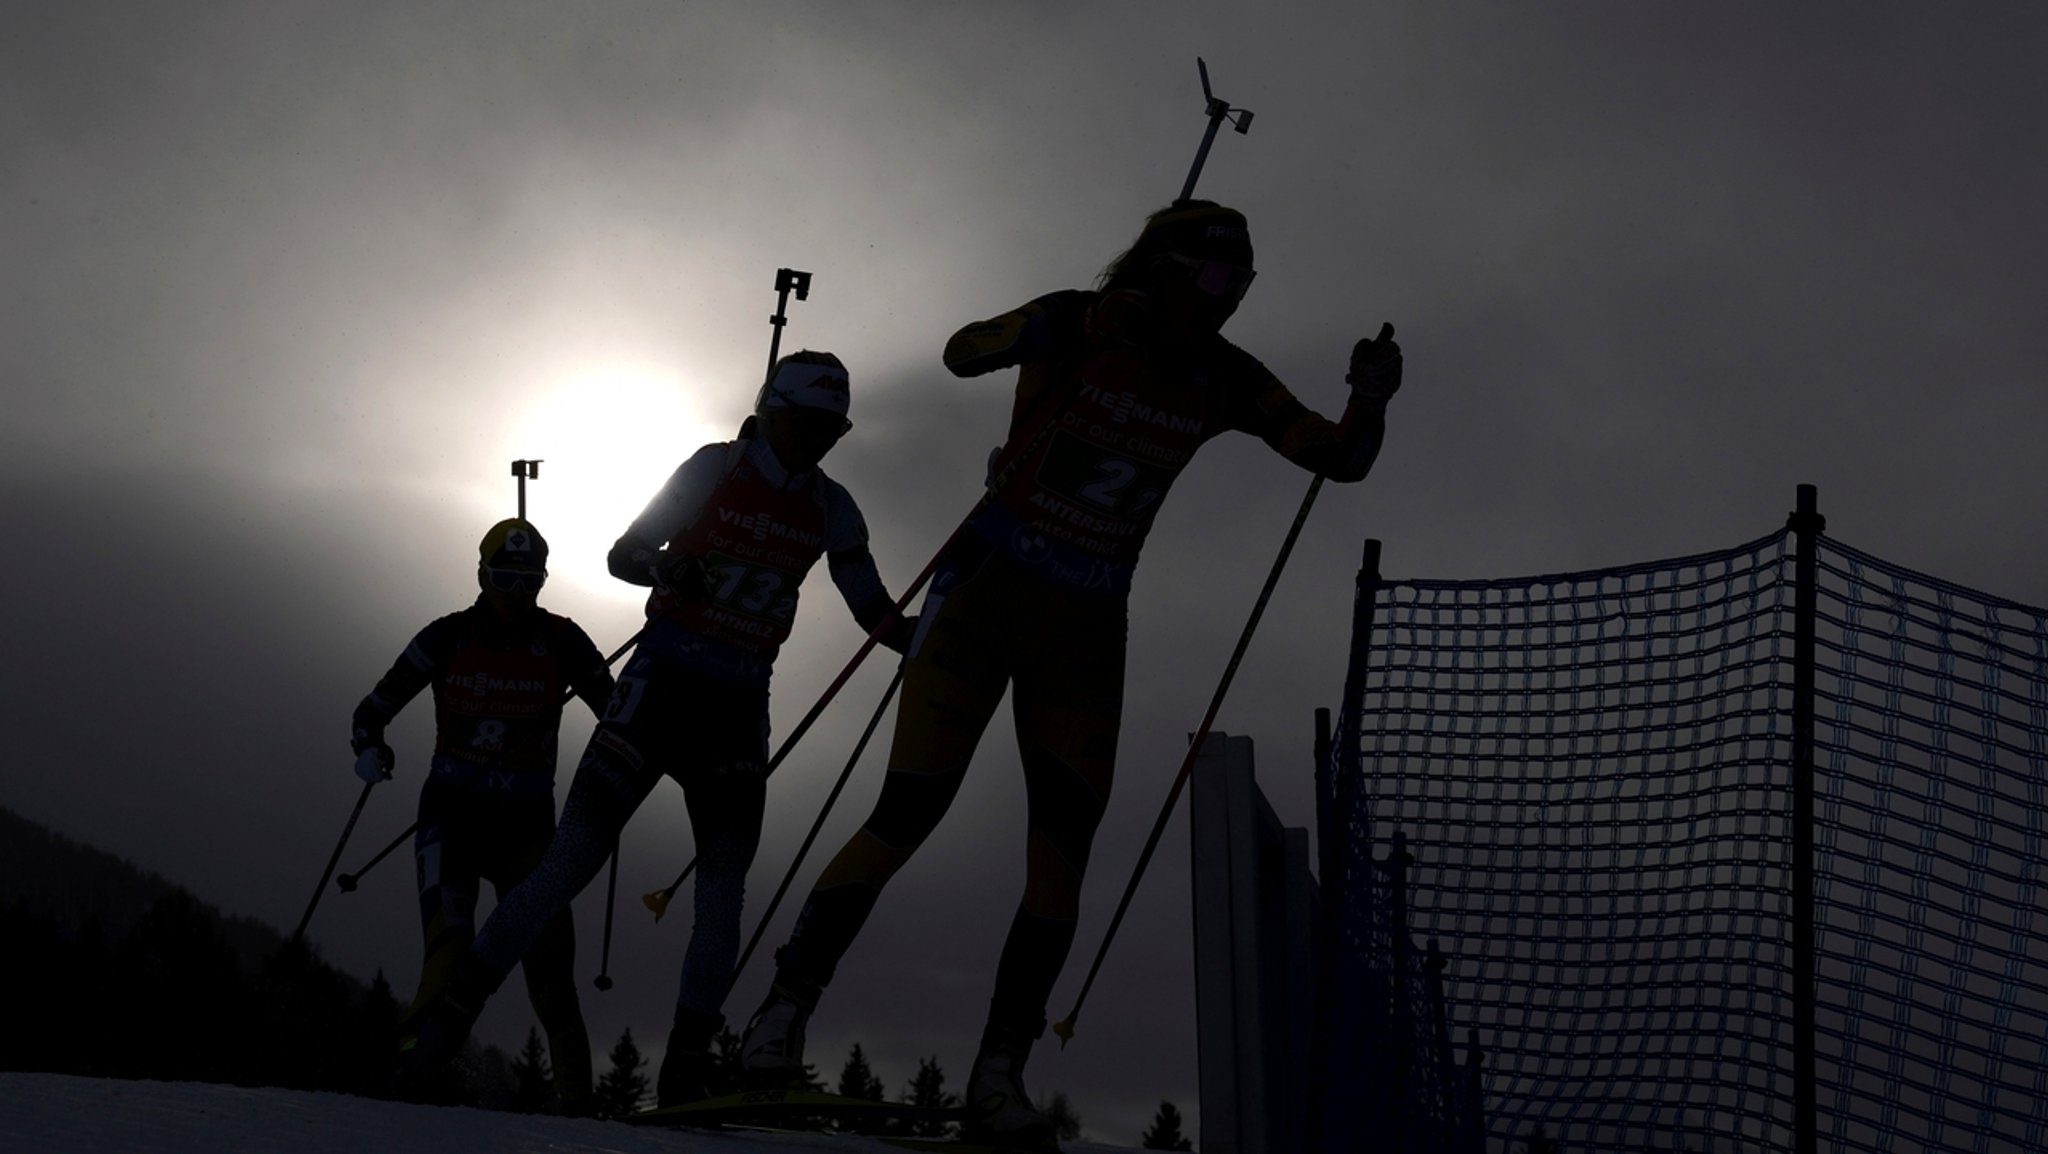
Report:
963,1020,1059,1151
656,1007,727,1107
738,979,817,1087
554,1040,598,1118
393,953,503,1101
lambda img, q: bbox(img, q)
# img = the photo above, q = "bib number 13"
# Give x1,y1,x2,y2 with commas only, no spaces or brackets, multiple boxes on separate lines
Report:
707,555,797,622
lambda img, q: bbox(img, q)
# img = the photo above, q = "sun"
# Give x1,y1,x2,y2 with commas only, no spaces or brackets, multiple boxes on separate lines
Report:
506,367,733,604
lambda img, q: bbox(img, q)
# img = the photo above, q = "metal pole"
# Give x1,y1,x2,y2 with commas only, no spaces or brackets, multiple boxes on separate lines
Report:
336,821,419,892
511,460,541,521
1053,472,1325,1045
764,268,813,385
594,848,620,991
1788,483,1823,1154
726,664,907,991
1311,537,1382,1153
292,781,375,943
1179,57,1253,204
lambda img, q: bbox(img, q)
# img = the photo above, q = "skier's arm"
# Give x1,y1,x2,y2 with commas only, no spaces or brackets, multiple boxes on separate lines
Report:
606,444,730,587
942,292,1089,378
823,482,913,655
1227,326,1402,484
350,616,458,755
556,619,617,718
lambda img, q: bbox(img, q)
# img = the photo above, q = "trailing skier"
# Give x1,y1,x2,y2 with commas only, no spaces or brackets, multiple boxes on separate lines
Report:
739,201,1405,1147
351,518,614,1114
398,351,914,1108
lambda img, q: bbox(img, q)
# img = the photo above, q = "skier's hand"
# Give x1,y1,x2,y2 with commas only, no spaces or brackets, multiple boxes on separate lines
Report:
353,743,394,784
654,551,715,602
879,611,917,657
1347,322,1402,404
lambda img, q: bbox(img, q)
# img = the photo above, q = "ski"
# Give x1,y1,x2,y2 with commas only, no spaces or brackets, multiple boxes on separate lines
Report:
881,1138,1060,1154
624,1087,972,1129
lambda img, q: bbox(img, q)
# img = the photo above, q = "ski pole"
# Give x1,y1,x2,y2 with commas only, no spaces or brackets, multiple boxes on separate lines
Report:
594,847,620,990
293,780,377,943
336,820,418,892
726,663,905,988
641,381,1081,920
647,62,1252,920
1052,472,1325,1045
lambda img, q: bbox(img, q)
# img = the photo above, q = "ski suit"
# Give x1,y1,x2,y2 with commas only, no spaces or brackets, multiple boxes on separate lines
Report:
352,599,613,1105
773,288,1389,1039
468,435,902,1022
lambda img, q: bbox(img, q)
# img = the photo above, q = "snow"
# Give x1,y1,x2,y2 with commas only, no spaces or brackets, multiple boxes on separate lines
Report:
0,1074,1142,1154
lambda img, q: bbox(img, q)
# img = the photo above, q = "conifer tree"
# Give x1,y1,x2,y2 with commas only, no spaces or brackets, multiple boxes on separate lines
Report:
838,1043,886,1100
710,1024,744,1098
1037,1089,1083,1141
1141,1099,1195,1150
510,1026,554,1113
596,1028,650,1118
904,1055,958,1137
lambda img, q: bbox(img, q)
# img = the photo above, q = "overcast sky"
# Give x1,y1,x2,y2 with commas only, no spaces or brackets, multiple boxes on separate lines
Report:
4,2,2046,1142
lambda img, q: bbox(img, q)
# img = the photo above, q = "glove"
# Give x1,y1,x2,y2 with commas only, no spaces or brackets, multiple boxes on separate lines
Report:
879,611,917,657
353,743,394,784
653,552,714,601
1347,322,1402,403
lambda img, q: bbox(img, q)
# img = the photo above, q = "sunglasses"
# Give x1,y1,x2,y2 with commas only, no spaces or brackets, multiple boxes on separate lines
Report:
776,408,853,438
483,566,546,593
1165,255,1258,302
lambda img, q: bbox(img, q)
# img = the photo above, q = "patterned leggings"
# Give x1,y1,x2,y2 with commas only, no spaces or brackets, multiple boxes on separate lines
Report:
470,652,769,1019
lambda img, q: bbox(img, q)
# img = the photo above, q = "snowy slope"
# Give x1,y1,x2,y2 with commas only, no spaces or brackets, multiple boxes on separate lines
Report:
0,1074,1143,1154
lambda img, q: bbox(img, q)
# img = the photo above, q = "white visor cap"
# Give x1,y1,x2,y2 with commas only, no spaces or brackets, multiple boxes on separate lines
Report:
759,359,852,419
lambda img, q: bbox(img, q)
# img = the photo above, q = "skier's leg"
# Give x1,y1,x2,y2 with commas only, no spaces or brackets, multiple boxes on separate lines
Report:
768,572,1009,999
746,555,1011,1078
660,712,767,1105
969,593,1127,1144
402,780,485,1030
493,797,595,1115
402,662,675,1077
675,763,767,1017
469,647,677,979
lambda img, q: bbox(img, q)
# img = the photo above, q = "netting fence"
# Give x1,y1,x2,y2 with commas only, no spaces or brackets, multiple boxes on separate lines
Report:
1329,493,2048,1154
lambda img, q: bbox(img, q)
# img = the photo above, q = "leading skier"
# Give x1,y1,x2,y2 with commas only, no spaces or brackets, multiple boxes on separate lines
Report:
399,351,915,1108
738,201,1405,1147
351,518,614,1113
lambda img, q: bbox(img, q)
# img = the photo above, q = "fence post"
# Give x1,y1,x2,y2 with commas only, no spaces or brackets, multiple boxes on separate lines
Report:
1309,707,1333,1154
1426,937,1458,1136
1387,829,1414,1154
1788,483,1825,1154
1315,538,1383,1152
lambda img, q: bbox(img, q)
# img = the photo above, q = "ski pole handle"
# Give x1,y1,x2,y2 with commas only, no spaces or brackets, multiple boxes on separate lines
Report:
643,858,698,921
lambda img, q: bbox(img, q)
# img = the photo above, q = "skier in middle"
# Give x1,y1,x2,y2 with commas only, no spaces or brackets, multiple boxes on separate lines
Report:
400,350,914,1107
739,200,1405,1146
